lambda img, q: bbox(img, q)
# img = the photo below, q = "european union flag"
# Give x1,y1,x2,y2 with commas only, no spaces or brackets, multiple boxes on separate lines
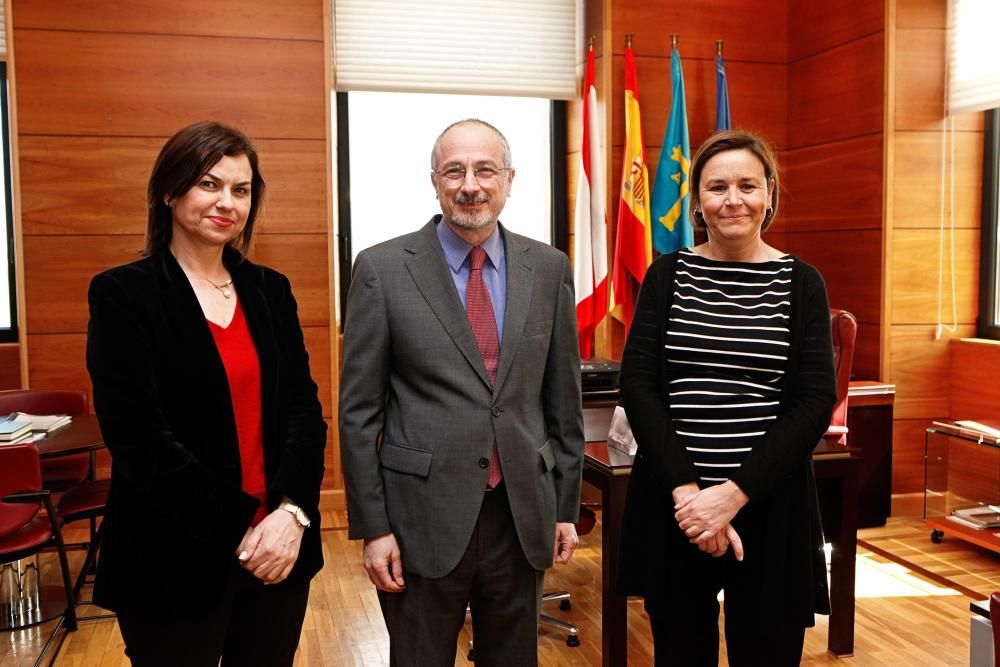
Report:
716,53,731,131
651,48,692,255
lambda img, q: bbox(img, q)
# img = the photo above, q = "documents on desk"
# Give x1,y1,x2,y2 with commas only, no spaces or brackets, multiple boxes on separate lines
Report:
607,406,636,456
948,505,1000,529
11,412,73,434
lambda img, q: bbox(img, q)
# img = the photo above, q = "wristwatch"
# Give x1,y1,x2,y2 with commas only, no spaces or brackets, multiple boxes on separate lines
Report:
278,500,312,528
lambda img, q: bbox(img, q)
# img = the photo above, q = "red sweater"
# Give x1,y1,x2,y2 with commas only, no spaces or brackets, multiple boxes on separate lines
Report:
208,299,268,526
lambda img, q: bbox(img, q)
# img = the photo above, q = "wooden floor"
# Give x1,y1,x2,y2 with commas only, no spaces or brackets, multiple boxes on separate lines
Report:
1,511,994,666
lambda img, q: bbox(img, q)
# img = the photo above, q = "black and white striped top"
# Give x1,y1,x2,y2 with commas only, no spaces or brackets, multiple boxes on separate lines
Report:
667,248,792,486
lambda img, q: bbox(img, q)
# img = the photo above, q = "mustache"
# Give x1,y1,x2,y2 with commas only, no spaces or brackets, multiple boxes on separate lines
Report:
455,193,489,205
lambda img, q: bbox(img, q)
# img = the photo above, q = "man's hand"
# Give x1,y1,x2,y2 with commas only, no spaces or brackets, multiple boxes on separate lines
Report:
553,522,579,564
363,533,406,592
674,481,749,543
236,510,305,584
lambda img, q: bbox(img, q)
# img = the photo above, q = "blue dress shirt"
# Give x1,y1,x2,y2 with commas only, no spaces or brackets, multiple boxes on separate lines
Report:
435,219,507,343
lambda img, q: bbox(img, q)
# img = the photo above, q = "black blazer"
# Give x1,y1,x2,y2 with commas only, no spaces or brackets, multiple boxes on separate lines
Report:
86,248,326,614
616,250,836,627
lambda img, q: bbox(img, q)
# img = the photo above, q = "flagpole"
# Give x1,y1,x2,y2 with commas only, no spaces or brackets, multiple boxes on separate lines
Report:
716,39,724,56
671,34,678,49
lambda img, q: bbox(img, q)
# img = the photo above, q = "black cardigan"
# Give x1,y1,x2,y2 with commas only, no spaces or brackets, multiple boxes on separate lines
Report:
86,248,327,614
616,250,836,626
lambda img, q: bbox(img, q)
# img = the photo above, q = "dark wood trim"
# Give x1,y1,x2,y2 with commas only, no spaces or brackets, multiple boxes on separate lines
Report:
335,91,352,332
979,108,1000,340
551,100,568,253
0,63,18,344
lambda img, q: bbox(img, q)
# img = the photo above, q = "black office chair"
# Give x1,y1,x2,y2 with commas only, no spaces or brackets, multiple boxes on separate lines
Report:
466,504,598,660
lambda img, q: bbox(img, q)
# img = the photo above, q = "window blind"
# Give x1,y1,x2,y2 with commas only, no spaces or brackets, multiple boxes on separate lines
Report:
1,2,6,61
332,0,579,100
948,0,1000,116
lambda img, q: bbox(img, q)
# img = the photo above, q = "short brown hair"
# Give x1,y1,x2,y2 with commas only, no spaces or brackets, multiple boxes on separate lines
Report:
142,121,266,257
689,129,780,232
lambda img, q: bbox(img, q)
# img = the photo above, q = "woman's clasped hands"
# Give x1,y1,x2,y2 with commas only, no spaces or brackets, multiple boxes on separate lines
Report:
672,481,750,561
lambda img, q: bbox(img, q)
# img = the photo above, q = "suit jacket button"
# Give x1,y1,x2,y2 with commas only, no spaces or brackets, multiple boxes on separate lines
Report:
478,457,489,468
491,406,502,417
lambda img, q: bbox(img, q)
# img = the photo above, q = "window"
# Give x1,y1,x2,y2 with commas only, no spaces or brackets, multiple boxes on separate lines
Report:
980,108,1000,339
335,91,566,324
0,62,16,343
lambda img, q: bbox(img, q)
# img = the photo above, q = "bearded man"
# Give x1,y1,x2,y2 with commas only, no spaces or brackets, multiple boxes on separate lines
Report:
339,118,584,666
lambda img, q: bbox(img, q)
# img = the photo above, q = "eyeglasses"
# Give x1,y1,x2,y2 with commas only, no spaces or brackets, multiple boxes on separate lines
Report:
433,166,511,184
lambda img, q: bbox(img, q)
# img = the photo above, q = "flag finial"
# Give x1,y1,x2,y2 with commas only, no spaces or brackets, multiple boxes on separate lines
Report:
625,33,633,49
716,40,724,56
588,35,594,51
671,34,679,49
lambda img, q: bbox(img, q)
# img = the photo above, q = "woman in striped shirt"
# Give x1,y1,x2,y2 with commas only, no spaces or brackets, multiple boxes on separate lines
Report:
617,130,837,666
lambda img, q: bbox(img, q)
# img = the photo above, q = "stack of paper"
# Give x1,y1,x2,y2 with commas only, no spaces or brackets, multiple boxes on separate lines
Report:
12,412,72,433
948,505,1000,529
0,419,33,444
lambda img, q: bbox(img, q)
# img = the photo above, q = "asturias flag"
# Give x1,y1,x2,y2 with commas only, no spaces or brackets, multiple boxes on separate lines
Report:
716,52,731,131
611,46,653,329
651,47,692,256
573,45,609,359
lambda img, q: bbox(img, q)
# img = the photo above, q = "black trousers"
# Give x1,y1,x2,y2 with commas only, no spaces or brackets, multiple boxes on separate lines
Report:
116,562,310,667
378,482,545,667
644,549,806,667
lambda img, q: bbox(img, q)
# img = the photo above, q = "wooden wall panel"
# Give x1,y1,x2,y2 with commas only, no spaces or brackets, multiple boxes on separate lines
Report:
951,339,1000,418
893,418,934,494
302,326,332,420
612,0,787,63
897,0,946,29
890,324,975,420
23,235,143,334
890,229,980,324
611,55,787,155
14,30,325,139
26,334,89,394
894,28,981,132
781,134,884,232
781,229,883,324
788,0,884,61
12,0,322,40
251,235,331,328
0,346,21,389
19,137,329,236
892,131,983,230
787,32,884,149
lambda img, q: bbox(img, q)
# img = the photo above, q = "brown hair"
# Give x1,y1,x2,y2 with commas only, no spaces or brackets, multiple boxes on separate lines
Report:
142,121,266,257
689,129,780,232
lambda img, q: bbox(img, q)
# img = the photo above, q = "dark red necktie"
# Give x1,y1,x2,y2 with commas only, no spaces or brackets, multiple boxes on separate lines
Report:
467,246,502,488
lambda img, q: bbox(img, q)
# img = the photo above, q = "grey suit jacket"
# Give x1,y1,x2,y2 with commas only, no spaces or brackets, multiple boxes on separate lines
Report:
339,217,584,577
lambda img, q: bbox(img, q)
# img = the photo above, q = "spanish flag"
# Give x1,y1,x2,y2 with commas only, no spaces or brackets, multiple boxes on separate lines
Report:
611,45,653,329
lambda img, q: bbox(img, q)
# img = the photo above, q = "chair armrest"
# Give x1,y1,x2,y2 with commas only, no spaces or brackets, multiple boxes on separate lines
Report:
2,489,52,504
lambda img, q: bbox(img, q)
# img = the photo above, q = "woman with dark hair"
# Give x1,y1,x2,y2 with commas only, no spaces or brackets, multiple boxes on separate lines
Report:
616,129,836,666
87,121,326,666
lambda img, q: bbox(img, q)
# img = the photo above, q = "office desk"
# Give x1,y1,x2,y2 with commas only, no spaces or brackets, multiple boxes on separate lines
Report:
34,414,105,459
0,416,105,631
583,440,860,666
847,382,895,528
